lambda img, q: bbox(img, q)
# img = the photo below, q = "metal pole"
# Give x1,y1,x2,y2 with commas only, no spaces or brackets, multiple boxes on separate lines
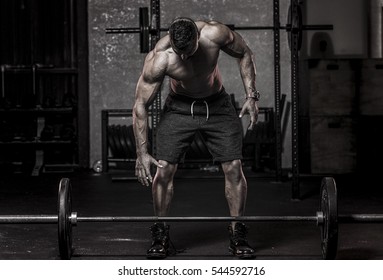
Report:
273,0,283,181
101,110,109,172
290,0,300,199
150,0,161,159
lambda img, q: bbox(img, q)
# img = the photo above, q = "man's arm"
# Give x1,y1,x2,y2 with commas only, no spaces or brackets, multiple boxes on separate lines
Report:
209,22,259,129
133,50,167,186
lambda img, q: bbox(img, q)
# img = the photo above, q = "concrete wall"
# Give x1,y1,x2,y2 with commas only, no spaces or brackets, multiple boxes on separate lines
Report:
88,0,292,168
303,0,369,58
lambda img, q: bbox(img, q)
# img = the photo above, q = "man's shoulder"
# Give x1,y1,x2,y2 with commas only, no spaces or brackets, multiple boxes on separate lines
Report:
146,36,172,65
197,20,226,32
155,35,172,53
143,37,172,76
197,20,232,45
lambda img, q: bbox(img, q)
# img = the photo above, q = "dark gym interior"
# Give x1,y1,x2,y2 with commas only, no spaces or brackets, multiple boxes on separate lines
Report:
1,0,383,260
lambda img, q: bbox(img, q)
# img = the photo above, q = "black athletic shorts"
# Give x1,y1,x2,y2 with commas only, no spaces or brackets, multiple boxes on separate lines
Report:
156,87,243,164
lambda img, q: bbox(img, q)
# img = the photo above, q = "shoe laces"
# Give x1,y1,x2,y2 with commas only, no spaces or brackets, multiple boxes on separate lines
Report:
150,223,184,255
230,223,249,244
150,224,169,241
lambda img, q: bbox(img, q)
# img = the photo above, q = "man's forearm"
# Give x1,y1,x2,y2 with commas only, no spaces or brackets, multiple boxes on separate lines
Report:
239,51,257,98
133,102,149,155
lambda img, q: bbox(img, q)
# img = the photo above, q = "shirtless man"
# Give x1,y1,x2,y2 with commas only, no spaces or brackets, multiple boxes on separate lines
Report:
133,17,259,259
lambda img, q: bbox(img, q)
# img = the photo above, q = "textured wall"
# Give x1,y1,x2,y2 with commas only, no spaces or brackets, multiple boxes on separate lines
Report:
88,0,292,168
303,0,368,58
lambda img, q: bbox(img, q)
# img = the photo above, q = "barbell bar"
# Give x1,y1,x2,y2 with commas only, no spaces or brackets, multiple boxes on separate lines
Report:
106,24,333,33
1,177,382,260
2,213,381,225
0,215,320,224
2,213,382,224
105,6,333,53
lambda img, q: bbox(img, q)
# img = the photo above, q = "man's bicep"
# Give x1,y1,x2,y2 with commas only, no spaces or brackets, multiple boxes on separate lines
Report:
135,74,162,106
135,49,167,109
221,31,248,59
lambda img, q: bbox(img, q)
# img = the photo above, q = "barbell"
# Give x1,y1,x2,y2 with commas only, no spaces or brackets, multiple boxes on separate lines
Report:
105,6,333,53
1,177,382,259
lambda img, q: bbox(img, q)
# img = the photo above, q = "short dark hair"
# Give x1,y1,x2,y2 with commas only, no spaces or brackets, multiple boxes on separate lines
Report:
169,17,198,51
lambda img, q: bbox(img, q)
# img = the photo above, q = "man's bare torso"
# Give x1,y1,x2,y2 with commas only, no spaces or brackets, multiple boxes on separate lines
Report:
153,21,226,98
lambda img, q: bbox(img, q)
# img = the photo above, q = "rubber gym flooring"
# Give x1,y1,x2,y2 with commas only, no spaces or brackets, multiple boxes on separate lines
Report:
0,168,382,260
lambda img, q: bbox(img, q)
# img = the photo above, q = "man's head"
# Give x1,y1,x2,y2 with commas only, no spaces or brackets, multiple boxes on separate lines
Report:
169,17,199,60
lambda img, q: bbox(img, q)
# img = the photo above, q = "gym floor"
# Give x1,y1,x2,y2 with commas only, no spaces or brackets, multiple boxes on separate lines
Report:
0,168,382,260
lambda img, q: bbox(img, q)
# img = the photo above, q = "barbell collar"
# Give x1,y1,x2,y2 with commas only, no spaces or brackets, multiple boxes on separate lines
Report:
0,215,57,224
71,212,78,226
316,211,324,226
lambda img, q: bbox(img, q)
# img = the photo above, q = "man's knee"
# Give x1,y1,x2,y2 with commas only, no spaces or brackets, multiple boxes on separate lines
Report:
155,160,177,183
222,159,242,173
222,159,244,182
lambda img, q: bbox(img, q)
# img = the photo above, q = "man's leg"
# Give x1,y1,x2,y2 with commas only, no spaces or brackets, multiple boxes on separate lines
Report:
152,160,178,216
147,160,177,259
221,159,255,259
222,159,247,220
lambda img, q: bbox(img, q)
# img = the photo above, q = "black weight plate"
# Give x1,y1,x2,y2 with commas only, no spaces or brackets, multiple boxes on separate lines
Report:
320,177,338,259
287,3,303,51
127,125,137,158
112,125,124,158
115,125,128,158
108,125,117,158
139,7,150,53
118,125,129,158
58,178,73,260
121,125,133,158
125,125,135,158
109,124,119,158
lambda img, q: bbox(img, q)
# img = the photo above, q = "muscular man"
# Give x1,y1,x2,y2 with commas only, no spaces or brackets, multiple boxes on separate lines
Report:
133,17,259,259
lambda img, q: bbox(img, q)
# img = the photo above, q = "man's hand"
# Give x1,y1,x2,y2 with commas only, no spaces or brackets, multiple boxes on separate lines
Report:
239,98,259,130
135,153,163,186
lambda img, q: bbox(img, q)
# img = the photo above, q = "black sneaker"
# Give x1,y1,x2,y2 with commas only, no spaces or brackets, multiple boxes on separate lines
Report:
147,223,170,259
228,222,255,259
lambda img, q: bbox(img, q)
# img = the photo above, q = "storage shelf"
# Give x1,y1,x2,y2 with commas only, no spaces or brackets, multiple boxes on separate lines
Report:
0,107,74,114
1,67,77,74
0,140,74,145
